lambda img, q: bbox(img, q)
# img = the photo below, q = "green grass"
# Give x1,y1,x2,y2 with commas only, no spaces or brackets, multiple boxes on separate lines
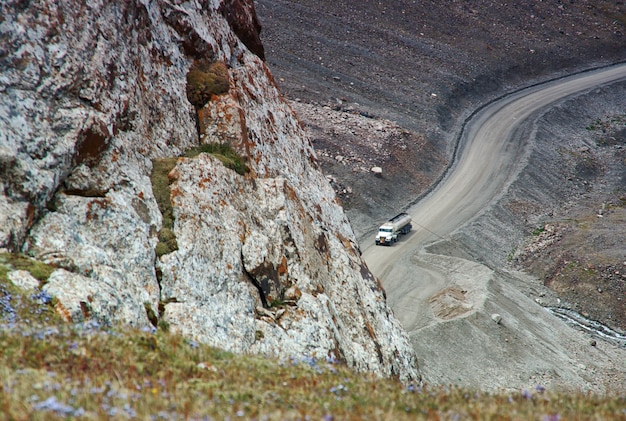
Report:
1,275,625,420
0,253,55,284
585,114,626,146
584,116,623,132
0,256,65,329
150,158,180,257
184,142,249,175
531,227,546,236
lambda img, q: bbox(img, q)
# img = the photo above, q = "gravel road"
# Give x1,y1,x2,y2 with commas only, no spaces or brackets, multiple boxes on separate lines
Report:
363,64,626,276
360,63,626,392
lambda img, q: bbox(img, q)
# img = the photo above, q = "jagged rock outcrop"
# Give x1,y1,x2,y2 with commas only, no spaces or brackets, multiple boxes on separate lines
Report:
0,0,419,382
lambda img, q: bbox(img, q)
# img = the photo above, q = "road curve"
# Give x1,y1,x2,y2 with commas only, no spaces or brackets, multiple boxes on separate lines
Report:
362,63,626,331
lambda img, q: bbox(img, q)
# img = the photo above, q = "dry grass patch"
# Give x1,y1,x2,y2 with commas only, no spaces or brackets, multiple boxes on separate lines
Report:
1,276,626,420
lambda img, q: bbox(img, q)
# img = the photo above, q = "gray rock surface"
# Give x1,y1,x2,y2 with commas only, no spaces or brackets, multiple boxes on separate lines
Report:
0,0,419,382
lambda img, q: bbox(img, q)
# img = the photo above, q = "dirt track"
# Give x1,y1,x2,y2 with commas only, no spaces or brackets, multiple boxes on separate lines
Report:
357,64,626,392
363,64,626,277
255,0,626,392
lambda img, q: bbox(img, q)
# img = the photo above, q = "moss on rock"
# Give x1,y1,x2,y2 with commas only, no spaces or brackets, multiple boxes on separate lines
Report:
186,61,230,109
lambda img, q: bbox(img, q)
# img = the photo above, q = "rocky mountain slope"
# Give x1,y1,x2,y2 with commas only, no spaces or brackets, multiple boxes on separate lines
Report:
257,0,625,232
0,0,419,382
256,0,626,391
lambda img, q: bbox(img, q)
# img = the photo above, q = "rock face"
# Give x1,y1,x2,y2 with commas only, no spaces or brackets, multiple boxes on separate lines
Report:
0,0,419,382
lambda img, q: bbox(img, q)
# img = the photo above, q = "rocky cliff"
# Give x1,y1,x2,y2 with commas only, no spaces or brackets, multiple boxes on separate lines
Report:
0,0,419,382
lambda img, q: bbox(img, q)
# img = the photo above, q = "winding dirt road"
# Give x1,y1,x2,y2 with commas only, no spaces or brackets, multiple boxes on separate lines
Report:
362,63,626,333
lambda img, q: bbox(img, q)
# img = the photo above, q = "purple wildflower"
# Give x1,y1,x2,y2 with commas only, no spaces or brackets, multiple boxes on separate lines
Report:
32,290,51,304
302,355,317,367
142,325,157,334
33,396,78,416
0,287,17,327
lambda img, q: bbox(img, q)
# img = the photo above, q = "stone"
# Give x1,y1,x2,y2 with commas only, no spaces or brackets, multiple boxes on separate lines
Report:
7,270,39,291
0,0,420,383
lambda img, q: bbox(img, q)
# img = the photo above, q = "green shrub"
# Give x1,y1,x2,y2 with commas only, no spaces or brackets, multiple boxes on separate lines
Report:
155,242,174,258
158,228,176,243
186,61,230,108
531,227,546,236
151,157,179,230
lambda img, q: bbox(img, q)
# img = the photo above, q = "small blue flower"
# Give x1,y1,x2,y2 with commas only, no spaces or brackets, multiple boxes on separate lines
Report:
32,396,77,416
535,384,546,393
142,325,157,334
521,389,532,400
0,288,17,326
329,384,347,395
302,355,317,367
89,386,105,394
123,403,137,418
31,290,53,305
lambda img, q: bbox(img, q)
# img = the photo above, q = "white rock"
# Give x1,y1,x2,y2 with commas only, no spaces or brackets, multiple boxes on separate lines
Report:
7,270,39,291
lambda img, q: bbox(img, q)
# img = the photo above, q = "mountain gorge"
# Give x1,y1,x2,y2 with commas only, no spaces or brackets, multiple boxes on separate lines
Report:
255,0,626,392
2,0,626,395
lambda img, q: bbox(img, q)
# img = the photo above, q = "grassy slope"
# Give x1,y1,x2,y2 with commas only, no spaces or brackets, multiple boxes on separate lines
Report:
1,259,625,420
